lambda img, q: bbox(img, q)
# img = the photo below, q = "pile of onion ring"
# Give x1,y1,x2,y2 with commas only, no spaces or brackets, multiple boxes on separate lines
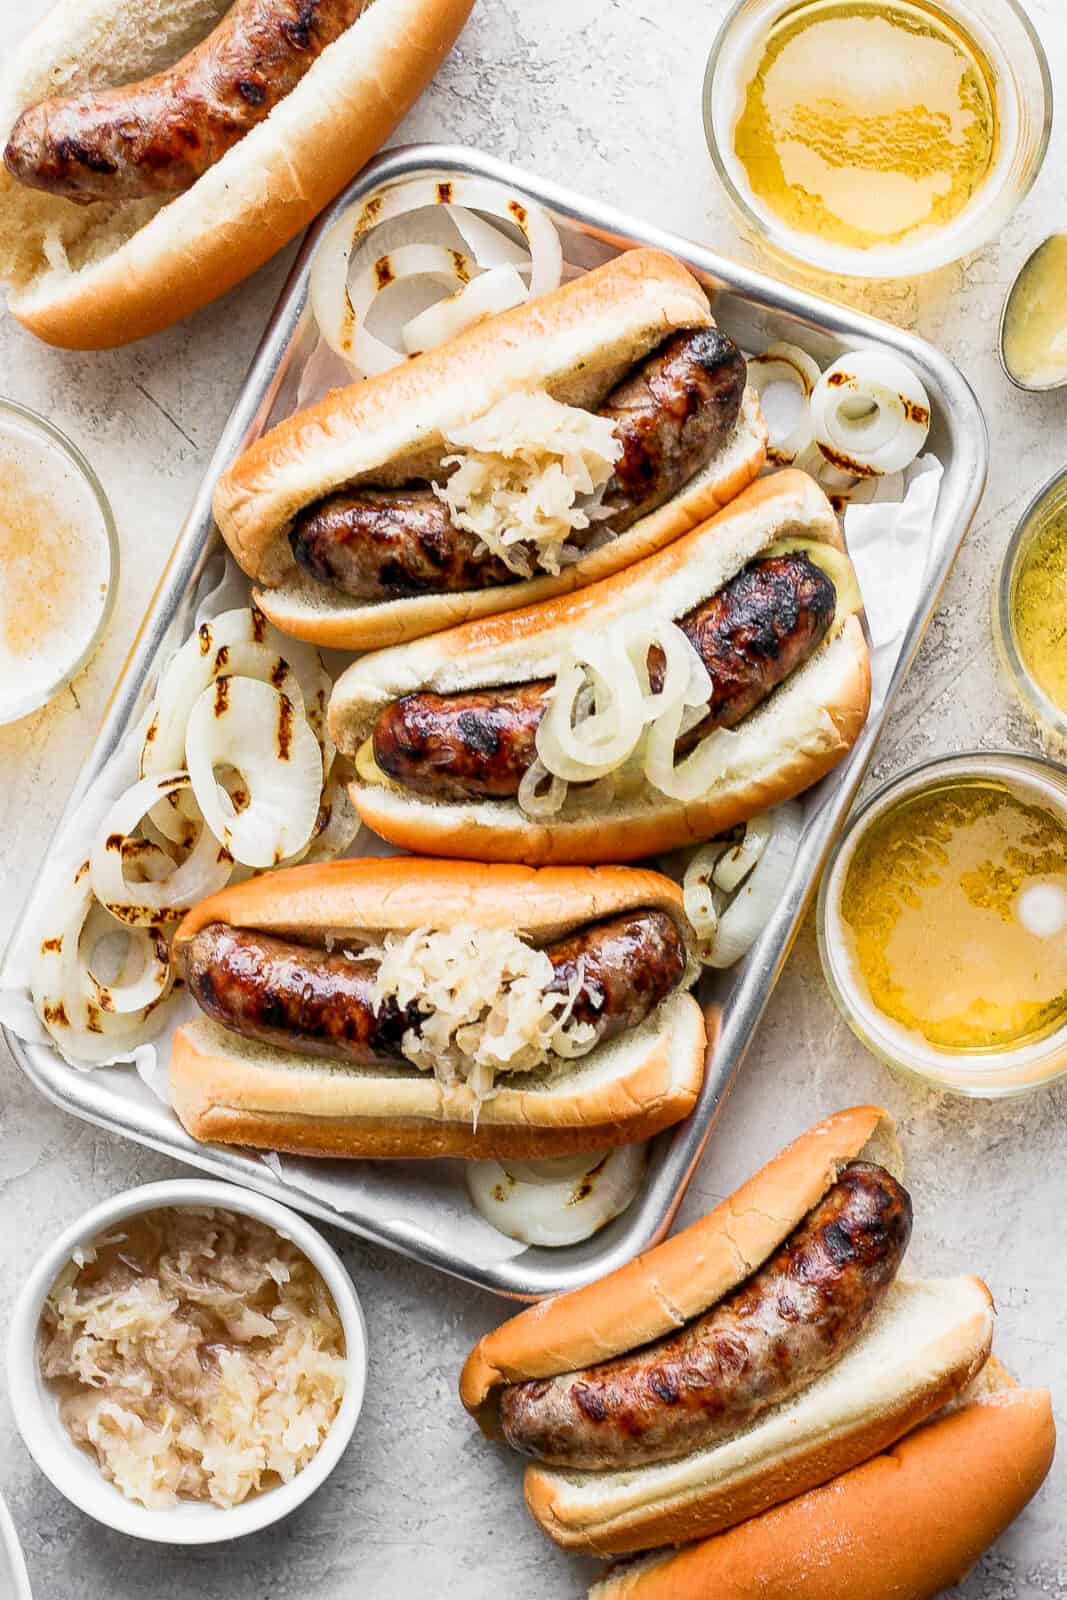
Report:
466,1145,648,1247
310,177,563,377
747,342,931,496
677,801,805,968
31,607,359,1064
520,617,713,816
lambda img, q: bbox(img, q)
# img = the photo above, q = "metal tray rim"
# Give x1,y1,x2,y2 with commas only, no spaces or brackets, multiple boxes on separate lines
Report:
4,141,989,1300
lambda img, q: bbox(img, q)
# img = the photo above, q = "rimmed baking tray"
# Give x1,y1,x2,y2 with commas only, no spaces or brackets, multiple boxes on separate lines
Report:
2,143,988,1299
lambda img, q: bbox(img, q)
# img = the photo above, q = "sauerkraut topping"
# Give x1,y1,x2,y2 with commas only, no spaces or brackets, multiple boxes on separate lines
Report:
40,1208,346,1511
363,924,599,1105
435,391,623,577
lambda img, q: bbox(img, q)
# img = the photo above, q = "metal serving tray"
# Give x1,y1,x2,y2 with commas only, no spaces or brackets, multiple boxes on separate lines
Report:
3,144,988,1299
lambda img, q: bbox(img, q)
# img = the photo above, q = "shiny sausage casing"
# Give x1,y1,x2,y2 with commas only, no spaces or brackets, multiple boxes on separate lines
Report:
498,1161,912,1469
288,329,747,600
5,0,368,203
179,909,686,1063
372,551,837,803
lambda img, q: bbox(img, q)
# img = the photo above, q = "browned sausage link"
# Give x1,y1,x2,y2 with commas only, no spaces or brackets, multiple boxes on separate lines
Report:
371,552,836,803
178,910,686,1062
4,0,369,203
498,1161,912,1469
290,488,517,601
288,330,747,600
597,328,748,533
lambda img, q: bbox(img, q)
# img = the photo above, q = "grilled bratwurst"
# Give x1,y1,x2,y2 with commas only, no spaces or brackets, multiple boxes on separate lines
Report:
5,0,368,203
372,550,837,803
498,1161,912,1469
179,909,687,1063
288,329,747,600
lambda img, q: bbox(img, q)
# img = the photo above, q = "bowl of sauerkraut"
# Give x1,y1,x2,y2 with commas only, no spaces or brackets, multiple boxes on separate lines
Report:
6,1180,366,1543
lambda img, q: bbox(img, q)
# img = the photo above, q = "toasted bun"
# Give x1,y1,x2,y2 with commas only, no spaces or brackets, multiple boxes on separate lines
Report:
168,858,707,1160
460,1106,899,1426
211,248,766,646
521,1275,994,1553
0,0,474,348
589,1371,1055,1597
331,470,871,863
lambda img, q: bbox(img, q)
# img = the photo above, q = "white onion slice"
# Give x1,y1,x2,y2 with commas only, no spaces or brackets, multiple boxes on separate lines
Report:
466,1145,647,1246
90,773,233,924
682,844,728,960
707,803,805,968
281,762,363,867
347,243,476,375
310,177,562,367
403,265,528,356
793,440,857,495
713,815,773,893
80,904,171,1016
517,757,569,817
535,619,711,792
186,677,323,868
845,470,906,506
30,866,176,1064
143,620,307,779
810,351,931,477
748,341,821,465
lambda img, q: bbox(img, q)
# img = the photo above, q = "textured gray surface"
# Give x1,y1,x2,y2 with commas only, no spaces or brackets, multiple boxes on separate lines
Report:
1,1,1065,1595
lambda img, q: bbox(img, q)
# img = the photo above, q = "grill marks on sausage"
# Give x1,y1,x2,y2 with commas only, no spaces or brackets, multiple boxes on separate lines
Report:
291,488,517,601
287,329,747,601
178,909,686,1065
371,552,837,804
497,1162,913,1469
4,0,369,202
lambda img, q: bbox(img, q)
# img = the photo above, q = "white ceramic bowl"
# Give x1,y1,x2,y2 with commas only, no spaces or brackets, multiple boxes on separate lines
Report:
0,1492,32,1599
6,1180,367,1544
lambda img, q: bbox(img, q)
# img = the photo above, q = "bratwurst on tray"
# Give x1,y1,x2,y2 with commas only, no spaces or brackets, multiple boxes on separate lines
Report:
289,329,747,600
211,251,767,650
328,471,872,864
5,0,371,202
371,551,836,802
180,909,687,1065
499,1161,912,1469
168,860,707,1161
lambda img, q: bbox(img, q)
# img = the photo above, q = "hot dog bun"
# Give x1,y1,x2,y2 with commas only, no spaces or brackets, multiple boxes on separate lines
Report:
588,1368,1055,1598
330,469,870,864
0,0,474,348
459,1109,997,1555
169,858,707,1160
213,249,767,648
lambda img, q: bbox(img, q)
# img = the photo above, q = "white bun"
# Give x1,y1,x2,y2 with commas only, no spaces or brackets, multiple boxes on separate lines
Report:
330,469,871,863
589,1367,1055,1598
0,0,474,348
169,858,707,1160
211,248,766,647
521,1274,994,1553
460,1109,995,1554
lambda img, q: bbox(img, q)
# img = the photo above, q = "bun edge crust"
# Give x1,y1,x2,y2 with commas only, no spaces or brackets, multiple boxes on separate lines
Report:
587,1377,1055,1598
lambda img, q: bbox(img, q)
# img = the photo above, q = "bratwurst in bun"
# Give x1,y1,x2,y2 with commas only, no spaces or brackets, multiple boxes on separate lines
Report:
213,250,766,648
460,1108,1002,1555
0,0,475,347
330,469,869,863
169,858,707,1160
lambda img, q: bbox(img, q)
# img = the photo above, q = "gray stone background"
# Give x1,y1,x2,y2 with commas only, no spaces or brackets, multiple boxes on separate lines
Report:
1,1,1064,1594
